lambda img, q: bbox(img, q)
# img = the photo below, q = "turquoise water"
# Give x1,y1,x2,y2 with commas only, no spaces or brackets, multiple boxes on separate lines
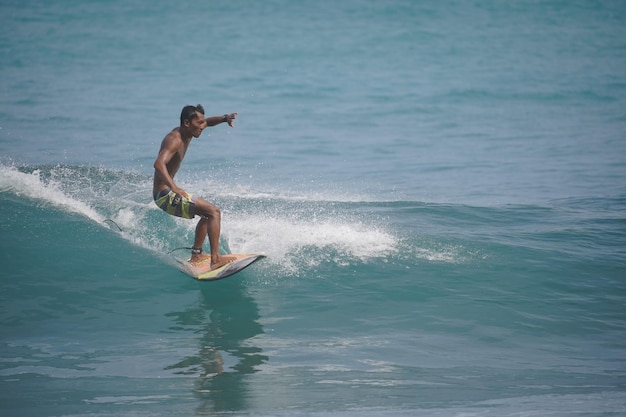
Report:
1,1,626,416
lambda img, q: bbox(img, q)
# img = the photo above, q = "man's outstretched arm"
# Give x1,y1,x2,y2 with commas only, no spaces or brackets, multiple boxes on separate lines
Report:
205,112,237,127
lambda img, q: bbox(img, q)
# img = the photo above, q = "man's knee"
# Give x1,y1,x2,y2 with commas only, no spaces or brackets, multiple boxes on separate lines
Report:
196,203,220,219
210,206,221,219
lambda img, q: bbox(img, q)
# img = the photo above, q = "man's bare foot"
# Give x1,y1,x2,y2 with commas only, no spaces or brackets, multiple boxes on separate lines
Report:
211,255,237,270
190,253,212,266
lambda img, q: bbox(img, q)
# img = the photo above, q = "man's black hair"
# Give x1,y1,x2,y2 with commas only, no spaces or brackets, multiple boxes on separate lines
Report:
180,104,205,125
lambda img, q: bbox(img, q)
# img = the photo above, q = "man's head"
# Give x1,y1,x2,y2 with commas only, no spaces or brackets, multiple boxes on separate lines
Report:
180,104,206,137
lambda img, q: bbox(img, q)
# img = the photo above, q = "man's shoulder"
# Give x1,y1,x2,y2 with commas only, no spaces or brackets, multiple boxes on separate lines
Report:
162,127,183,144
166,127,182,139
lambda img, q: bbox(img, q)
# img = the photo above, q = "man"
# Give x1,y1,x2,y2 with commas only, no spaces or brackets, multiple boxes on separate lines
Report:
153,104,237,269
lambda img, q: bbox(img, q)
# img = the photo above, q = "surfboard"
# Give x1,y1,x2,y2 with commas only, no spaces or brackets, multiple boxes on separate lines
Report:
176,254,265,281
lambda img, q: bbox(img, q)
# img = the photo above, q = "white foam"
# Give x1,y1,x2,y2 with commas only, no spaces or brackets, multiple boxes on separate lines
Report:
224,213,398,273
0,165,104,223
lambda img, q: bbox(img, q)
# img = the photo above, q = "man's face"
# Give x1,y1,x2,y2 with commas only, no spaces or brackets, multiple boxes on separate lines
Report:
189,113,207,138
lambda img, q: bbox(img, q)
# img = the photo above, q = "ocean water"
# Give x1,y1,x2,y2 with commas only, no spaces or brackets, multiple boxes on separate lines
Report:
1,0,626,416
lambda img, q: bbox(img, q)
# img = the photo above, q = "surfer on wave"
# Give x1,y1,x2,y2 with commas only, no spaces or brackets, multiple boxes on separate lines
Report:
153,104,237,269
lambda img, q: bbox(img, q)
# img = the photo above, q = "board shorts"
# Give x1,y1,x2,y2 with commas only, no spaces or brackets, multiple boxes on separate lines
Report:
154,188,197,219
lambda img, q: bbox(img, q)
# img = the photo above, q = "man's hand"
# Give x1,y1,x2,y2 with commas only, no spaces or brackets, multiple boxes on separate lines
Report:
172,187,189,200
225,112,237,127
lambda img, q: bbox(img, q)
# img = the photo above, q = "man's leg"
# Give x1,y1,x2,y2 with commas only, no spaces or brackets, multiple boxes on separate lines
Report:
192,217,210,261
192,197,233,269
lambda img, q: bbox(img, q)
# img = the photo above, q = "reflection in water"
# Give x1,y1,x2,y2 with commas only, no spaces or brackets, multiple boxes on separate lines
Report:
166,279,267,414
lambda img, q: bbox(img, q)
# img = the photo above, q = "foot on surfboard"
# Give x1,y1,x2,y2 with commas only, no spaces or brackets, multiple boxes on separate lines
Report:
210,255,238,270
189,253,212,266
